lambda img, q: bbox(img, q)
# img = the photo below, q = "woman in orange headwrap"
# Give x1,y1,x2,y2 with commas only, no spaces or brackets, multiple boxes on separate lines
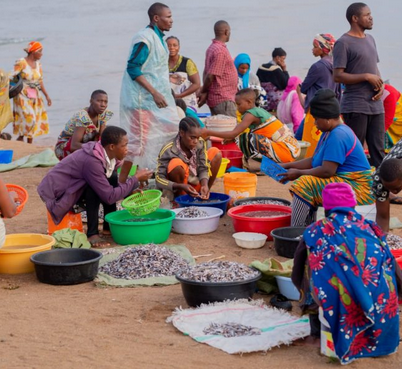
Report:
12,41,52,143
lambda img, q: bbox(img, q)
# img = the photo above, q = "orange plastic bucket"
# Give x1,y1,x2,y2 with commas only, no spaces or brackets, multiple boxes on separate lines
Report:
47,211,83,235
223,172,257,206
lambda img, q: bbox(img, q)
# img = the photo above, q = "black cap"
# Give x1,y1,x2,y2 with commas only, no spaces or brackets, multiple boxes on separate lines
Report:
310,89,340,119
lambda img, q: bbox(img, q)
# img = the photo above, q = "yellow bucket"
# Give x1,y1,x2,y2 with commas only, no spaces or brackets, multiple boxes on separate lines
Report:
217,158,230,178
0,234,55,274
223,172,257,205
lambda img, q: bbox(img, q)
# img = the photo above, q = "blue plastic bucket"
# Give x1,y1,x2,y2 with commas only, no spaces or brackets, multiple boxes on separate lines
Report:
0,150,13,164
175,192,230,217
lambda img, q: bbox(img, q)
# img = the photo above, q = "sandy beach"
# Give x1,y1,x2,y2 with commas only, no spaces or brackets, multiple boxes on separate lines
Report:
0,140,401,368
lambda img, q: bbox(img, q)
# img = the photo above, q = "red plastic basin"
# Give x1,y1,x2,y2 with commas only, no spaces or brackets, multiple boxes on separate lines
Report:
227,204,291,240
210,137,240,152
396,256,402,269
221,150,243,169
391,249,402,258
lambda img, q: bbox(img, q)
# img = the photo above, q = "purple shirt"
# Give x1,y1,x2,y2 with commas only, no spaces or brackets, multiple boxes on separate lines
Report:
300,56,341,112
38,142,138,224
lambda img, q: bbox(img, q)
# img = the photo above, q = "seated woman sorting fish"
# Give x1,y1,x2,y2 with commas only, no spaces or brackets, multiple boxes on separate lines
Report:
291,182,402,364
201,88,300,165
55,90,113,160
279,89,374,227
38,126,153,248
156,117,222,200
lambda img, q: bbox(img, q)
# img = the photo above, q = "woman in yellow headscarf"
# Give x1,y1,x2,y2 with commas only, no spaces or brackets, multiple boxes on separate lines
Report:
0,69,13,134
12,41,52,144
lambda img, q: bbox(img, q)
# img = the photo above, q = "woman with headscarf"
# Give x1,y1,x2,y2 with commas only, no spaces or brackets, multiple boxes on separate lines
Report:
291,182,401,364
234,53,267,108
12,41,51,144
279,89,374,227
277,76,304,133
300,34,341,157
167,36,201,111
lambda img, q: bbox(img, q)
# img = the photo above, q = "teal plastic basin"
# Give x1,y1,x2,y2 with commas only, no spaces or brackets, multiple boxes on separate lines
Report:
105,209,175,245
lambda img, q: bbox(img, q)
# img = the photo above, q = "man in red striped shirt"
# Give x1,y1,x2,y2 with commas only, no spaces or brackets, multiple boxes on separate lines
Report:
198,20,238,117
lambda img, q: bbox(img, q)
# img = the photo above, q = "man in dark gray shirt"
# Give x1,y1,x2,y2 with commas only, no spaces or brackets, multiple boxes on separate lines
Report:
333,2,384,167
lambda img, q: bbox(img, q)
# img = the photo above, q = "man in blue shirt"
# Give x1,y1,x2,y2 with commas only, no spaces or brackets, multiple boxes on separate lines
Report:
120,2,179,181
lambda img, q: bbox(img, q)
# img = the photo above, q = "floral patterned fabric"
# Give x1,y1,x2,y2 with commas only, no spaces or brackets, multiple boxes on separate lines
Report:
55,109,113,160
303,207,399,364
12,58,48,138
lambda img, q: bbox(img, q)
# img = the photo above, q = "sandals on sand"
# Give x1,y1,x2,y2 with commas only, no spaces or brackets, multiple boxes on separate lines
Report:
270,293,292,311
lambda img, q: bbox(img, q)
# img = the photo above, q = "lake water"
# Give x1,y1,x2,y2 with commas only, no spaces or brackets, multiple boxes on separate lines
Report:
1,0,401,144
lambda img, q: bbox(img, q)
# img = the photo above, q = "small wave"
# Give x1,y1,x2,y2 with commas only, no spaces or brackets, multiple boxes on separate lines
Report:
0,37,44,46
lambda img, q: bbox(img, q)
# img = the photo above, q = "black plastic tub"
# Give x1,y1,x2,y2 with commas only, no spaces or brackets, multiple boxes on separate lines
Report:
9,75,23,99
175,272,261,307
233,196,291,207
30,249,103,285
271,226,306,258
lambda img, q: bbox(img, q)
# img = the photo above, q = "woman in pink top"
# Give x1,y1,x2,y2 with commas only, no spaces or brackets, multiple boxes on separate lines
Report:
277,76,304,133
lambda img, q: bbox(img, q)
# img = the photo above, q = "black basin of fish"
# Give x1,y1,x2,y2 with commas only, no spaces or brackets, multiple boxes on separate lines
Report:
30,248,102,285
175,271,261,307
270,226,306,259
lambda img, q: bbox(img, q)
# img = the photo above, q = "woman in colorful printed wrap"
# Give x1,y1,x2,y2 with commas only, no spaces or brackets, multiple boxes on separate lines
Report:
277,76,304,133
12,41,52,143
156,117,222,200
55,90,113,160
291,183,401,364
167,36,201,111
383,84,402,150
279,89,374,227
234,53,266,108
300,34,340,157
201,88,300,164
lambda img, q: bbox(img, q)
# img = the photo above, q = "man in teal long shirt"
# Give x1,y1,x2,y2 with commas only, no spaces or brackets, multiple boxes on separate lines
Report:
120,2,179,180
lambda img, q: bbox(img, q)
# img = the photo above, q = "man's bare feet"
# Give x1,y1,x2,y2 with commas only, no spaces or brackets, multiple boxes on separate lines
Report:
88,235,111,249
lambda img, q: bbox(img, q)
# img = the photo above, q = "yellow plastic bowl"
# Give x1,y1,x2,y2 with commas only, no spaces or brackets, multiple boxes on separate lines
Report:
0,234,55,274
217,158,231,178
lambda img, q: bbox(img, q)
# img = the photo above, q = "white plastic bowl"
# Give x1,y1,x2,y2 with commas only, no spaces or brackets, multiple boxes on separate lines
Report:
275,276,300,300
171,207,223,235
232,232,267,249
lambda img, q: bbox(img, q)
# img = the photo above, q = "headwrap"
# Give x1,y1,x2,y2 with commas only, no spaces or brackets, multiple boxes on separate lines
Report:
313,34,336,55
310,88,340,119
234,53,251,89
281,76,302,101
24,41,43,54
322,182,357,210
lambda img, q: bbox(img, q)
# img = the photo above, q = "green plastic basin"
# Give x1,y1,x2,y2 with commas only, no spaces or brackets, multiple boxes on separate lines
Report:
105,209,175,245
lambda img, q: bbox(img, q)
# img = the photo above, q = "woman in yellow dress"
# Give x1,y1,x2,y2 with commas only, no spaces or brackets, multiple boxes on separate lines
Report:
12,41,52,143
